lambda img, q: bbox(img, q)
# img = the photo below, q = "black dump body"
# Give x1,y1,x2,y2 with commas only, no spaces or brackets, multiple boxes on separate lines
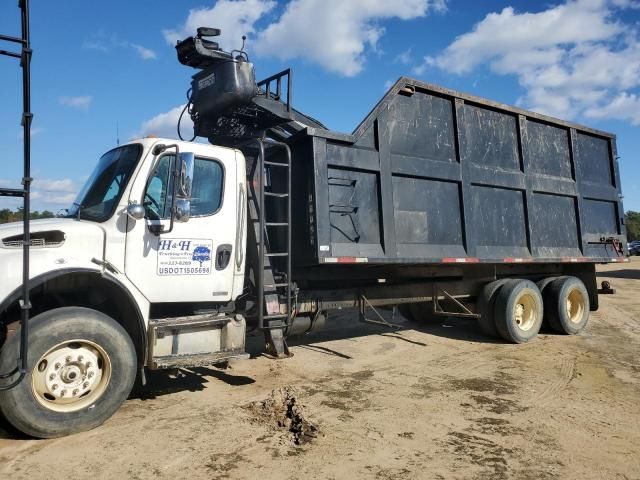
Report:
283,80,627,267
177,34,627,271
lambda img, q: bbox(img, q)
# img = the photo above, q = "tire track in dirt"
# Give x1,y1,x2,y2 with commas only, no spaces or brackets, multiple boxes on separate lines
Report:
528,357,576,408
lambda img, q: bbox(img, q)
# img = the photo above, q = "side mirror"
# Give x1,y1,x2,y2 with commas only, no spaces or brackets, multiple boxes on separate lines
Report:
174,152,194,223
126,203,145,220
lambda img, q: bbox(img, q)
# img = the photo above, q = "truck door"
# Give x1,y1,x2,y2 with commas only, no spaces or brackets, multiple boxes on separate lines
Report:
124,145,238,304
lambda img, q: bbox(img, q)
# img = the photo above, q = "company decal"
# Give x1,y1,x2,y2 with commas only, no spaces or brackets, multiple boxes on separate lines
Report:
157,238,213,276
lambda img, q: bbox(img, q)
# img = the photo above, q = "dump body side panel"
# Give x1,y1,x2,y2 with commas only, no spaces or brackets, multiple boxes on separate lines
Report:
282,79,626,267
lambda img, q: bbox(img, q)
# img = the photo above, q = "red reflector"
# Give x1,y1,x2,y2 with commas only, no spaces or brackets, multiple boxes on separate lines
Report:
337,257,356,263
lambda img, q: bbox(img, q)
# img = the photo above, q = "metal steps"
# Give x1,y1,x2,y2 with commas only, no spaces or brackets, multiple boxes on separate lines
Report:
152,350,249,369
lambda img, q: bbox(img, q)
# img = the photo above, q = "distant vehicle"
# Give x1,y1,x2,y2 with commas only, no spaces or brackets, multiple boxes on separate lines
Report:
628,241,640,256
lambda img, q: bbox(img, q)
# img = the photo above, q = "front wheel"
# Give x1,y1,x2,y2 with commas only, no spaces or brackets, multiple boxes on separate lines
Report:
0,307,137,438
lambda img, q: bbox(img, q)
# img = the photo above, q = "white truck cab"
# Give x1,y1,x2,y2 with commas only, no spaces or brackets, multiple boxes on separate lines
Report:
2,138,247,310
0,138,249,437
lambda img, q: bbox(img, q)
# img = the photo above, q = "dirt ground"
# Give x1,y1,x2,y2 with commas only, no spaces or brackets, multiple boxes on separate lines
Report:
1,260,639,480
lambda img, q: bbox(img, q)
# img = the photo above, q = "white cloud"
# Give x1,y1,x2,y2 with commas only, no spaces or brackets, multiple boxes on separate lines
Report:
18,127,44,139
422,0,640,122
163,0,276,50
59,96,93,111
0,178,78,208
31,179,78,206
164,0,445,76
131,44,158,60
585,92,640,124
255,0,446,76
394,48,413,65
83,33,157,60
82,41,109,52
137,104,193,140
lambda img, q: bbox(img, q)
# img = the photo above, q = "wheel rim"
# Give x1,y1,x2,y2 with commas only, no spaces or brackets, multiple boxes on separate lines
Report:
31,339,112,413
566,288,586,324
513,292,538,331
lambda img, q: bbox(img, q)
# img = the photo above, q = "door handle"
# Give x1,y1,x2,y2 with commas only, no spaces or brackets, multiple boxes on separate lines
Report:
215,244,233,270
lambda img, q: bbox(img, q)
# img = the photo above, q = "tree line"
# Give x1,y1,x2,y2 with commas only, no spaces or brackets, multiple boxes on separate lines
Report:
0,207,55,224
626,211,640,242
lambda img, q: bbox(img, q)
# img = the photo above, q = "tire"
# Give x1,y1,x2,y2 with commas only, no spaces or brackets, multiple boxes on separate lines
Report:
536,276,560,296
0,307,137,438
536,276,564,330
543,276,590,335
477,279,510,338
494,279,544,344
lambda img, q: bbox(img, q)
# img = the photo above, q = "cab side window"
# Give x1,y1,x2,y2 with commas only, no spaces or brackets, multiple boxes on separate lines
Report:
143,155,223,219
191,158,223,216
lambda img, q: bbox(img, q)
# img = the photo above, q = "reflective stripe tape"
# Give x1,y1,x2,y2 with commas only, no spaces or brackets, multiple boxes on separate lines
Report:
442,257,479,263
503,258,531,263
323,257,368,264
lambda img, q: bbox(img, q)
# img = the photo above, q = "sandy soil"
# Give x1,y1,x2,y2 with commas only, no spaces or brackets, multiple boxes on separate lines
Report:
1,260,639,479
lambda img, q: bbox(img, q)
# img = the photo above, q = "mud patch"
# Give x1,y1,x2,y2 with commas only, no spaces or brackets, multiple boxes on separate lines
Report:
244,386,318,446
446,431,515,480
303,370,378,412
450,374,516,396
470,394,527,415
205,452,246,480
472,417,520,436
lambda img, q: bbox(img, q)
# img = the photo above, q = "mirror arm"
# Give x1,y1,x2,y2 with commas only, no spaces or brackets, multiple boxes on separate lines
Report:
150,143,180,236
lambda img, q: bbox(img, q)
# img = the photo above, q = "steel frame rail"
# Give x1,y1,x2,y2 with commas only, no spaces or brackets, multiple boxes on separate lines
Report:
0,0,32,391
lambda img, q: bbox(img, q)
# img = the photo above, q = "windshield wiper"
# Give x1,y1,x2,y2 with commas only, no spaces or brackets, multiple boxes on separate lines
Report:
72,202,84,220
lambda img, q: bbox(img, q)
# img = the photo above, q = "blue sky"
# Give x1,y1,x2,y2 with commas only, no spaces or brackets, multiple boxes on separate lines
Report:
1,0,639,213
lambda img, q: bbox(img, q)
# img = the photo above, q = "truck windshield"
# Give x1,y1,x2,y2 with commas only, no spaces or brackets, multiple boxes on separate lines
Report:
66,144,142,222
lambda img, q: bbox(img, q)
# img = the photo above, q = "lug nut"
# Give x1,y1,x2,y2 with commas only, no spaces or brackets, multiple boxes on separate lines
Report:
88,372,94,378
52,384,58,390
78,355,84,362
73,389,79,395
86,362,92,368
60,389,66,397
65,356,72,362
49,373,56,380
83,382,90,388
55,363,61,369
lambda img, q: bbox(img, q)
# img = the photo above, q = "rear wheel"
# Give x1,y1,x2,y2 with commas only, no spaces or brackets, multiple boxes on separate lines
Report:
0,307,137,438
543,276,590,334
537,276,563,330
477,279,510,338
494,279,543,343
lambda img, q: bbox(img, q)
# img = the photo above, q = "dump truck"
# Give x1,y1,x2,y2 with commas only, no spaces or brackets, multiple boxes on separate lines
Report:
0,22,628,438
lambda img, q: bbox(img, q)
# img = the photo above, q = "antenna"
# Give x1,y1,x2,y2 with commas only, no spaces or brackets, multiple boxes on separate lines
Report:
116,121,120,146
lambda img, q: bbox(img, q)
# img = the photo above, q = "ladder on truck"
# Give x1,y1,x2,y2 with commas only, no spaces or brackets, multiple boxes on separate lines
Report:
249,134,293,358
0,0,32,391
